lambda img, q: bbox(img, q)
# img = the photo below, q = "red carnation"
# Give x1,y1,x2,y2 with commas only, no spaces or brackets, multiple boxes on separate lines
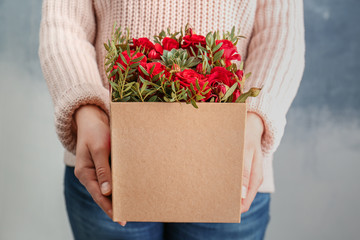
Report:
133,38,155,53
139,62,168,81
207,67,238,87
175,69,211,101
181,30,206,55
162,37,179,51
215,40,241,67
148,43,164,60
115,50,147,70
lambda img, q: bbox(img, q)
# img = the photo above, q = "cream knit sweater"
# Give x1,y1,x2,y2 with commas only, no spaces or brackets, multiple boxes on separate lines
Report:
39,0,305,192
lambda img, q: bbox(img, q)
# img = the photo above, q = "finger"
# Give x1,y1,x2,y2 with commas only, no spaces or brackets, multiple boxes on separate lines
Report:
91,142,112,196
84,173,114,219
241,149,263,213
241,149,253,199
119,221,127,227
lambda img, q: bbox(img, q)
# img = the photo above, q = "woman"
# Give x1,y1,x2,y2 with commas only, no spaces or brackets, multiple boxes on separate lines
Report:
39,0,305,239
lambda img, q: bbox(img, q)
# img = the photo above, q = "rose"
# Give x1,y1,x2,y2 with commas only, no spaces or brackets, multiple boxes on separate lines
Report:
132,38,155,53
181,30,206,55
162,37,179,51
115,50,147,70
232,89,241,102
235,69,244,80
175,69,211,101
215,40,241,67
196,63,203,74
207,66,238,87
148,43,164,60
207,67,242,102
139,62,168,81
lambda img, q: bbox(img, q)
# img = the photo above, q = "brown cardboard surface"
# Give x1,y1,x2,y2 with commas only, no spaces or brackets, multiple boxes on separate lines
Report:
110,102,247,223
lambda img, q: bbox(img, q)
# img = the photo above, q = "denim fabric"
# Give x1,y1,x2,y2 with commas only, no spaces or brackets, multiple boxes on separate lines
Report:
64,166,270,240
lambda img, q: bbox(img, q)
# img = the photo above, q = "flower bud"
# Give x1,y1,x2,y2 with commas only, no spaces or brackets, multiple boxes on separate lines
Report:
171,64,181,73
232,89,241,102
217,84,229,99
196,64,203,74
235,70,244,80
148,49,160,59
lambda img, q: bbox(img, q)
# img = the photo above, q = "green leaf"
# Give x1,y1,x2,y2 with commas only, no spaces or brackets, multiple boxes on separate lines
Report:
196,95,205,101
197,45,207,52
109,68,118,78
221,82,238,101
152,70,164,82
149,64,156,75
195,79,201,91
116,62,126,71
119,52,128,65
126,44,131,58
139,65,149,76
190,46,197,56
104,43,110,51
131,55,145,63
244,72,252,80
235,88,262,103
212,42,223,52
189,83,196,95
202,88,211,94
206,32,213,47
239,61,244,70
213,49,224,63
148,95,157,102
140,81,148,93
109,80,119,91
120,96,131,102
190,99,198,108
124,82,135,92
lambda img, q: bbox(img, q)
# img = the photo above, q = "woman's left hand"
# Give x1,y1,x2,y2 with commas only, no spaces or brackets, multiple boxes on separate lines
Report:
241,112,265,213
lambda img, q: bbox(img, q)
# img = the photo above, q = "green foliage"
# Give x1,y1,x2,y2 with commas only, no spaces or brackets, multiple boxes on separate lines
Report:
104,23,260,107
158,49,201,71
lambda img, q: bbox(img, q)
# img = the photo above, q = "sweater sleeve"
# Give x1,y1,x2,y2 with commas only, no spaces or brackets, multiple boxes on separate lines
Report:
39,0,109,154
244,0,305,157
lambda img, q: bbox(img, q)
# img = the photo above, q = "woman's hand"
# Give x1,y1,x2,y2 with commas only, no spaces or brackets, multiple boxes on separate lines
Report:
74,105,126,226
241,112,265,213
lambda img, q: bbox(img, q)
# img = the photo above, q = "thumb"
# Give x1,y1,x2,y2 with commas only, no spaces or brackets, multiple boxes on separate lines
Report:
92,146,112,196
242,149,253,199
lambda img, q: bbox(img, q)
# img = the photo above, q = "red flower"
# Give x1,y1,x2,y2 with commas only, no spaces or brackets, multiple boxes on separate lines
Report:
196,63,204,74
148,43,164,60
139,62,168,81
154,43,163,55
175,69,211,101
133,38,155,53
148,50,160,59
181,30,206,55
215,40,241,66
162,37,179,51
207,67,238,87
207,67,242,102
115,50,147,70
235,69,244,80
232,89,241,102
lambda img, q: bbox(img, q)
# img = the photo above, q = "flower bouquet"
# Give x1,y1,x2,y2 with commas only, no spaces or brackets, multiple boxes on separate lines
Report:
105,25,260,223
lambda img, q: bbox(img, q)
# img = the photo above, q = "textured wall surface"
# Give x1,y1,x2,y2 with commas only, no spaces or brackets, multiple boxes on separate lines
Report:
0,0,359,239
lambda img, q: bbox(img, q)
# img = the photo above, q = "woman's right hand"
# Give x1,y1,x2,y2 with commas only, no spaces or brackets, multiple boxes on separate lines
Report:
74,104,126,226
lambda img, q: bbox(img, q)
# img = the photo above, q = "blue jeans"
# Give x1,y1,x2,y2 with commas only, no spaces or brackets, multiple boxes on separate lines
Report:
64,166,270,240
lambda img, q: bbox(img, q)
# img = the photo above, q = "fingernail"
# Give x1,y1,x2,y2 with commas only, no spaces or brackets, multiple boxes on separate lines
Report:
101,182,111,195
119,221,126,227
241,186,247,198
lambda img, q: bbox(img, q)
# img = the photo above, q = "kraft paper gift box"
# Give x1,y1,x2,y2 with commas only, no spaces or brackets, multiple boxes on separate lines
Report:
110,101,247,223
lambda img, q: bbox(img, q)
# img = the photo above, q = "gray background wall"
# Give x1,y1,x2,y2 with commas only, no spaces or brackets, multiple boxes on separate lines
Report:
1,0,359,239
